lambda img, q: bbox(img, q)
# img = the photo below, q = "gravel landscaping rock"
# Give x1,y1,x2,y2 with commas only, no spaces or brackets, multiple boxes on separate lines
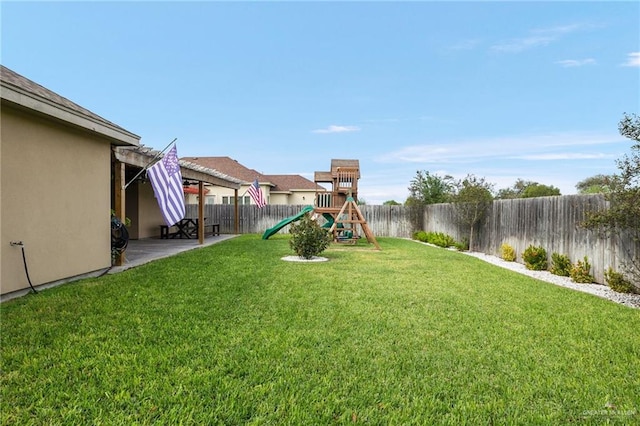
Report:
462,250,640,309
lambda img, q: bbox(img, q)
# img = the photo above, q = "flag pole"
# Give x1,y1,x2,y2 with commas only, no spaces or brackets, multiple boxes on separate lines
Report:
124,138,177,189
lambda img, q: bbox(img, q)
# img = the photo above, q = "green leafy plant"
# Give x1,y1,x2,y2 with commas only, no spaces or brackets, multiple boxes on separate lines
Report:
289,213,333,259
426,232,457,248
500,243,516,262
411,231,458,248
604,268,637,294
522,245,548,270
412,230,428,242
570,256,595,284
550,253,572,277
454,239,469,251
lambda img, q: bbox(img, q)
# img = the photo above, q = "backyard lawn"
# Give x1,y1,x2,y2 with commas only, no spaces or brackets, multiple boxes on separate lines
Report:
1,236,638,424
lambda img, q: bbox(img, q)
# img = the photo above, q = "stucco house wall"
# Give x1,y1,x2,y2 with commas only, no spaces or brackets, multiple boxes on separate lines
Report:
127,182,166,239
2,107,113,294
1,65,140,298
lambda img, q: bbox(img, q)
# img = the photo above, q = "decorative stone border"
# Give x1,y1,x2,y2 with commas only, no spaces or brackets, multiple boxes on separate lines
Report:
281,256,329,263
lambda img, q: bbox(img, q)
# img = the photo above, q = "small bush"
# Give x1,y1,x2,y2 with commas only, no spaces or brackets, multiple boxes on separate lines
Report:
412,231,428,242
500,243,516,262
550,253,571,277
453,239,469,251
426,232,457,248
289,214,333,259
604,268,636,294
570,256,594,284
522,245,548,270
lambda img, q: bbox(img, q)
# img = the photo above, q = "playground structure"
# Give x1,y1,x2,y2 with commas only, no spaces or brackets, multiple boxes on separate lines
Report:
262,159,380,250
314,159,380,249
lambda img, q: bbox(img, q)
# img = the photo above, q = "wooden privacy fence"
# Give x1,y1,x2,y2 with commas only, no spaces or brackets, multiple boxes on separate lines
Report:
184,204,415,237
185,194,637,284
422,194,638,285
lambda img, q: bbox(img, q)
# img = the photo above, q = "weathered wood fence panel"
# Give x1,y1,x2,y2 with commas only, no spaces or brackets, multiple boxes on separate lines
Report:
186,204,414,237
185,195,637,284
422,194,637,285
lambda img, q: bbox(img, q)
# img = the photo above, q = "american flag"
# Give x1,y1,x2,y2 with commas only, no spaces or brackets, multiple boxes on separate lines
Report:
147,144,186,226
247,178,267,208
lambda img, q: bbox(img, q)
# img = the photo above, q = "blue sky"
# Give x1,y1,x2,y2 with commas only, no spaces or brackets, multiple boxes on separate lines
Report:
2,1,638,204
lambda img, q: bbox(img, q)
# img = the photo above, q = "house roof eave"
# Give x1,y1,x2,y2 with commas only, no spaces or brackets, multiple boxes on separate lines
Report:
1,83,140,146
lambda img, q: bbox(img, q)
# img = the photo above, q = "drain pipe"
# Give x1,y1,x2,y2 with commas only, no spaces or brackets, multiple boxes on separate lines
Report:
10,241,38,294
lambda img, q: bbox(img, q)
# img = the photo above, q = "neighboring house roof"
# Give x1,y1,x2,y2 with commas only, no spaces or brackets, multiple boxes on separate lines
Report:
266,174,325,192
114,146,243,189
0,65,139,146
181,156,268,184
181,156,325,192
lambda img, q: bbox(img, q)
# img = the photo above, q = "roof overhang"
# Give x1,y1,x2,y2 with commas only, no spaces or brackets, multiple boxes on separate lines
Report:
1,83,140,146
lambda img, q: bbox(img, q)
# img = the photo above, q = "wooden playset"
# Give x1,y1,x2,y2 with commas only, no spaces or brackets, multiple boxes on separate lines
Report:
313,159,380,249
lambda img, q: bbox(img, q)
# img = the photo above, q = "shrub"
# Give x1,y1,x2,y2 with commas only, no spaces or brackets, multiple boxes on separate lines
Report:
289,213,333,259
412,231,428,242
522,245,548,270
550,253,572,277
604,268,637,294
453,239,469,251
500,243,516,262
570,256,594,284
426,232,457,248
413,230,462,250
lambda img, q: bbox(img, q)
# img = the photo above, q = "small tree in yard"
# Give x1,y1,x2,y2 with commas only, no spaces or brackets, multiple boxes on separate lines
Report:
452,175,494,251
582,113,640,288
289,213,333,259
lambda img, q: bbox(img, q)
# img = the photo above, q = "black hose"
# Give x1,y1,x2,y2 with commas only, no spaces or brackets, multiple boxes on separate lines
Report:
111,216,129,261
20,246,38,294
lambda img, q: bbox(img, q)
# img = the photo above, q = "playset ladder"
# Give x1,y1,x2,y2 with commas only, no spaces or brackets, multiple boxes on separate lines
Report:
328,197,381,250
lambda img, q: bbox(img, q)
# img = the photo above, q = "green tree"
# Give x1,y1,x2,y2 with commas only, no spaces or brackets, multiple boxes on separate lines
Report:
406,171,455,205
383,200,401,205
521,183,561,198
452,175,494,251
496,179,534,199
576,174,615,194
496,179,560,199
583,113,640,285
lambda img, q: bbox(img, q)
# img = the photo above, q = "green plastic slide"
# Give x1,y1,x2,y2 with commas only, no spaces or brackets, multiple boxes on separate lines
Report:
262,205,315,240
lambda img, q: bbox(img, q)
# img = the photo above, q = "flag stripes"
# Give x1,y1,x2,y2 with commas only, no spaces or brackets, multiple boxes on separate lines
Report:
247,178,267,208
147,144,186,226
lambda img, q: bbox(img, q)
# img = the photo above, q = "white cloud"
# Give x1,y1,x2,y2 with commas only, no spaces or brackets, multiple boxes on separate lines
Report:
512,153,614,161
556,58,596,67
621,52,640,67
375,132,623,164
491,22,593,53
492,35,555,53
312,125,360,134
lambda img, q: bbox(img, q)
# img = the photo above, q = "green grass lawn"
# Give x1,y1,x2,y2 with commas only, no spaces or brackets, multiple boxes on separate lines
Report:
1,236,639,425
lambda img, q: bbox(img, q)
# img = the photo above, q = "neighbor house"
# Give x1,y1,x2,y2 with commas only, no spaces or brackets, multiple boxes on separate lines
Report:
180,156,324,206
1,65,140,298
